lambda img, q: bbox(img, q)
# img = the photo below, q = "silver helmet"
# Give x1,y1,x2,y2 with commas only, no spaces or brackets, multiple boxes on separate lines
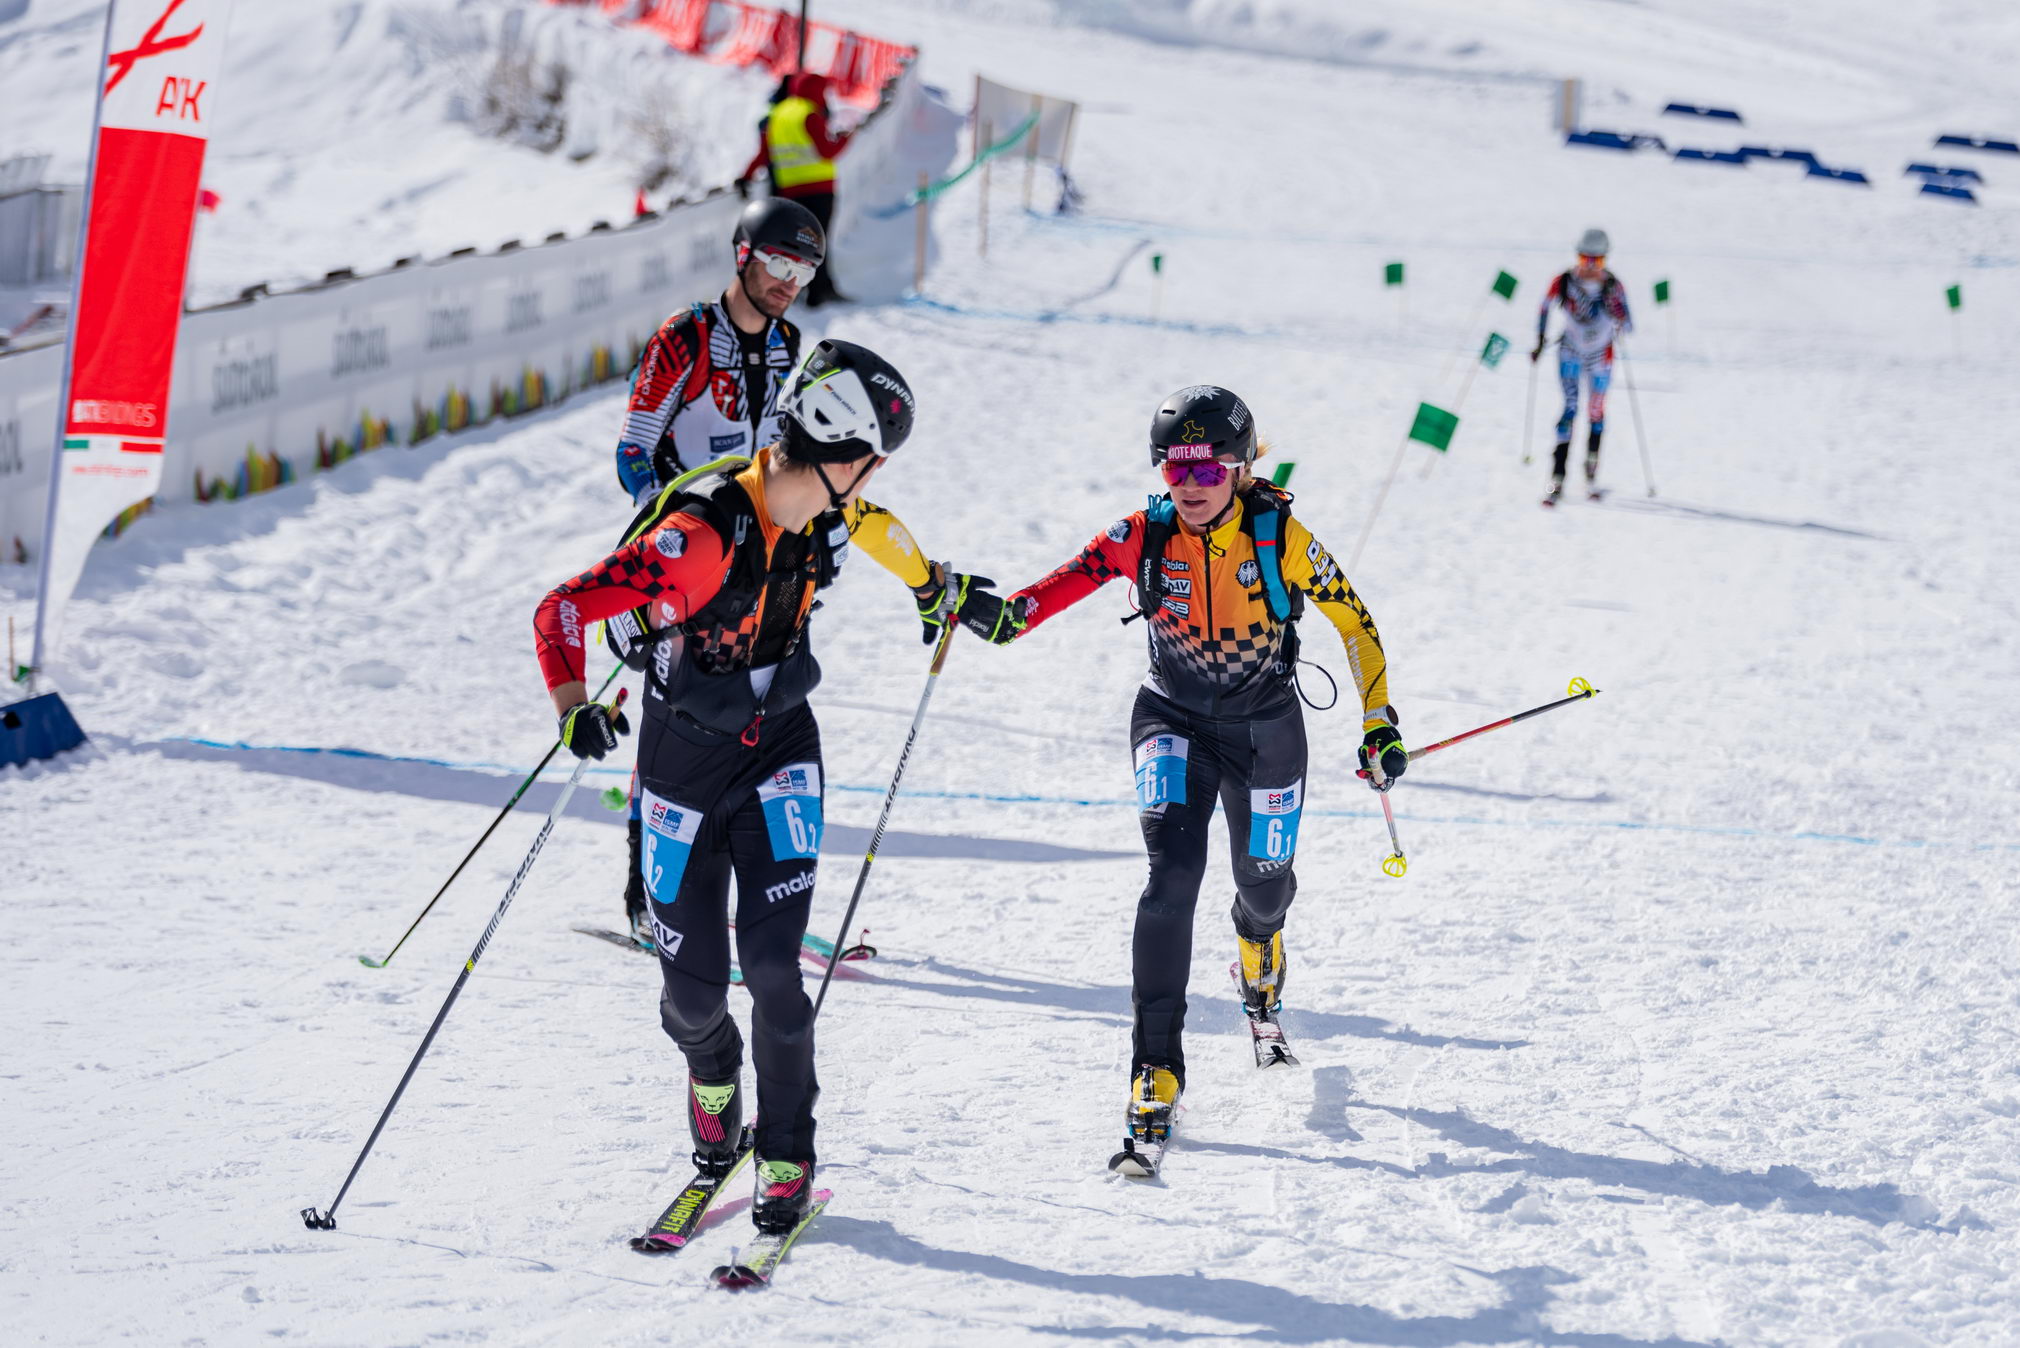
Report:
1577,227,1611,256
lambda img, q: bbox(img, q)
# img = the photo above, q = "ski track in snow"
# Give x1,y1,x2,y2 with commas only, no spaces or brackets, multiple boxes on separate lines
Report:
6,1,2020,1344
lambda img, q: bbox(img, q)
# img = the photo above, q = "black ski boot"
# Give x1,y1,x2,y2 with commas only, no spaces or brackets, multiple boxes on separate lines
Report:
687,1075,745,1176
751,1157,816,1233
1585,427,1603,497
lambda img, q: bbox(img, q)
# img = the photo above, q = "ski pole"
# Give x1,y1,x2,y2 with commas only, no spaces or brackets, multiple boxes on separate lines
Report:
1362,751,1408,877
1619,345,1657,497
1409,677,1599,763
811,616,957,1021
302,689,625,1232
1521,354,1540,465
359,664,623,968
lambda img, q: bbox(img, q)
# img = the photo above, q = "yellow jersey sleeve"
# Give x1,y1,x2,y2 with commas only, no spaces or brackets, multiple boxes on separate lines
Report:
1280,515,1394,729
844,498,935,589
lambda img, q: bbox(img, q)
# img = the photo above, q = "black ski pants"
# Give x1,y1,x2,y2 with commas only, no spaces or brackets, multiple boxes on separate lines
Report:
636,701,826,1162
1129,688,1307,1086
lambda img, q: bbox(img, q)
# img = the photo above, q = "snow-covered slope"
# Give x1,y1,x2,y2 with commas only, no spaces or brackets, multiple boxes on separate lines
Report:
0,0,774,306
5,1,2019,1345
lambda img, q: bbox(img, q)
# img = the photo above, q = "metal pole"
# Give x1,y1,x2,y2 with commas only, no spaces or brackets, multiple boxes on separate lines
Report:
912,171,929,293
1348,430,1412,572
797,0,810,70
978,120,991,258
1620,344,1657,497
811,620,956,1020
1521,355,1540,464
1022,94,1040,211
27,2,118,688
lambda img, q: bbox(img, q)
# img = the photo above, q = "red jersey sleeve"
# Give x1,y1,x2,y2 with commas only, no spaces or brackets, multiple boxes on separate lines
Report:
1014,512,1145,630
533,514,730,690
805,109,849,160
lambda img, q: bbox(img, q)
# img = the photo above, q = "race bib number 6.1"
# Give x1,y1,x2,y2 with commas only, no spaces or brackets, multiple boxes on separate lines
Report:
1248,779,1303,861
756,762,824,860
1133,734,1190,811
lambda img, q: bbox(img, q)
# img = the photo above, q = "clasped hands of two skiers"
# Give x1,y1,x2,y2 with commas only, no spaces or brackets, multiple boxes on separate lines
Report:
554,560,1408,790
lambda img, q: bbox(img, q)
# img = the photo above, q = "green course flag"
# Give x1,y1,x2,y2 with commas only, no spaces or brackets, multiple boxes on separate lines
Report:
1654,279,1671,305
1480,332,1510,369
1491,270,1518,300
1151,253,1164,275
1408,402,1459,452
1946,284,1962,310
1270,461,1296,487
1384,262,1404,286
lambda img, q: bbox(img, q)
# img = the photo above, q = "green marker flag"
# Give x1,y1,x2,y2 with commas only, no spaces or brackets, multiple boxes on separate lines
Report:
1480,332,1510,369
1946,284,1962,310
1270,461,1296,487
1384,262,1404,286
1654,279,1671,305
1151,253,1164,275
1491,270,1518,300
1408,402,1459,453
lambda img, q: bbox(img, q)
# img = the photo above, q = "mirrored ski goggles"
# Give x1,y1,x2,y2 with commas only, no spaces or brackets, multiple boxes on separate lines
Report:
753,249,818,286
1576,252,1607,267
1160,457,1235,487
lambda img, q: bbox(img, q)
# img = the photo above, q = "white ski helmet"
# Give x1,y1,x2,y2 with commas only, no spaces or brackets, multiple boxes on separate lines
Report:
1577,227,1611,256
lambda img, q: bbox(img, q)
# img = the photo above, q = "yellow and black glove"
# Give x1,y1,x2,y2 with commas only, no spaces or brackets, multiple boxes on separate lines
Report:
559,699,631,761
1357,724,1407,790
957,587,1031,646
913,562,1000,645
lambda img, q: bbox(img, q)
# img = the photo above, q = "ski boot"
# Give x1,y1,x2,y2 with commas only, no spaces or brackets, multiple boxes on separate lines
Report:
1236,929,1287,1015
1584,429,1604,500
624,817,651,948
751,1158,816,1234
1542,476,1565,508
687,1075,745,1177
1127,1064,1181,1144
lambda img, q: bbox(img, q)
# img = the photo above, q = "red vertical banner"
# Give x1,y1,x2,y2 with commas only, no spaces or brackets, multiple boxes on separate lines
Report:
32,0,232,672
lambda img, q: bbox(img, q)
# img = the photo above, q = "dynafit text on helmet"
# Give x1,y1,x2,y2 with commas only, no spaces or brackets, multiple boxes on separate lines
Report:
530,339,1004,1244
949,384,1405,1176
1531,226,1633,506
605,196,830,946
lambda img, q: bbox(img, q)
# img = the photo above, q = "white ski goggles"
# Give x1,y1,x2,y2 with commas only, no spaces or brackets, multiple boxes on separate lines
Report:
753,249,818,286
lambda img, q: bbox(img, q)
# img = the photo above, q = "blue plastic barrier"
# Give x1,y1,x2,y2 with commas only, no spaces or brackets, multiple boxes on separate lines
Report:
1919,182,1979,203
1662,103,1743,123
1935,134,2019,154
1565,130,1667,152
1738,146,1819,165
1807,165,1870,184
0,691,87,768
1904,163,1984,183
1674,148,1747,165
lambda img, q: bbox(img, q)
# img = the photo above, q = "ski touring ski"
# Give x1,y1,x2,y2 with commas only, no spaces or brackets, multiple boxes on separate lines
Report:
710,1190,832,1289
1230,963,1300,1068
574,926,862,985
1108,1123,1179,1179
630,1128,757,1253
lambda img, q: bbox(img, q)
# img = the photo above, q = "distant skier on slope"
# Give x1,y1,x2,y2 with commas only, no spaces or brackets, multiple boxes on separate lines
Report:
536,340,1001,1233
949,385,1403,1173
609,196,829,945
1531,227,1632,504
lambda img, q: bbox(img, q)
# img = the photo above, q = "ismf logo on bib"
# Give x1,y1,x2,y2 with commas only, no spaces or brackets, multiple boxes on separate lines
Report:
640,789,701,906
756,761,824,860
1248,779,1303,865
1133,734,1190,812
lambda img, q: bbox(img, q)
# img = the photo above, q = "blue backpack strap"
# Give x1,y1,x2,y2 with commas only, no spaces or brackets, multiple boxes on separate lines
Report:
1248,505,1294,623
1139,495,1177,612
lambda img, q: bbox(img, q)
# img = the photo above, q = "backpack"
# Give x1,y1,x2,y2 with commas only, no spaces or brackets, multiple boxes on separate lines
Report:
600,453,851,673
1135,480,1303,627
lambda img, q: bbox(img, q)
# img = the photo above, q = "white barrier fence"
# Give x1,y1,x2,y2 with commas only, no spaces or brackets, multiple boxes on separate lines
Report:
0,60,947,567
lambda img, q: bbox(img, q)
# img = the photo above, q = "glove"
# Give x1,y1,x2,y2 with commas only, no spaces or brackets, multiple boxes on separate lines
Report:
734,176,751,200
957,586,1031,646
1357,724,1407,790
912,562,995,645
559,699,631,761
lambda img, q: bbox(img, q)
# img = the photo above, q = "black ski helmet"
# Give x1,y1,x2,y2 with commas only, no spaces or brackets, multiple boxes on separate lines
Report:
779,339,915,463
733,197,826,271
1148,384,1255,466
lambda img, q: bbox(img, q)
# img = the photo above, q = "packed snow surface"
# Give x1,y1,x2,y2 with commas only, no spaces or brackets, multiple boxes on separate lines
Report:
4,0,2020,1344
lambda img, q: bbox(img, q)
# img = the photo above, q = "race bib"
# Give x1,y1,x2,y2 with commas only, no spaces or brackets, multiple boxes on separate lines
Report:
1133,734,1190,810
755,761,824,860
1247,779,1303,862
639,788,701,906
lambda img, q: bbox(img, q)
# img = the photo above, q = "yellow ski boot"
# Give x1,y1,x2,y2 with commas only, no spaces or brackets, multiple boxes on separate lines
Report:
1233,931,1299,1068
1110,1064,1181,1177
